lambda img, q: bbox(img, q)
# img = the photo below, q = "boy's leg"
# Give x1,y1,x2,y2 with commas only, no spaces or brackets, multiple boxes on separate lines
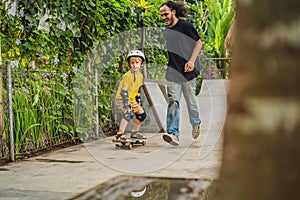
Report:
131,102,146,139
115,118,129,139
115,99,131,139
117,118,128,134
132,118,142,132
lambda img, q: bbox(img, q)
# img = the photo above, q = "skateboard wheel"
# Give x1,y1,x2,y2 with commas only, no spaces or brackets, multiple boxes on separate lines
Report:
115,144,120,149
142,141,146,145
128,144,133,150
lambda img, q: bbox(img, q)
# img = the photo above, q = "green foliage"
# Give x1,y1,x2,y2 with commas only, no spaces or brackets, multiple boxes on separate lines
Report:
187,0,234,77
2,69,75,154
188,0,235,58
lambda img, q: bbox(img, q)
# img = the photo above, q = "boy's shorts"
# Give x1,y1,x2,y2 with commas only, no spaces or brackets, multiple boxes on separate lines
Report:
116,99,144,114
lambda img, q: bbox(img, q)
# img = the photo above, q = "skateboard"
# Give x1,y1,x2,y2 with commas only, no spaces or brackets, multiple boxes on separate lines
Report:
112,138,146,150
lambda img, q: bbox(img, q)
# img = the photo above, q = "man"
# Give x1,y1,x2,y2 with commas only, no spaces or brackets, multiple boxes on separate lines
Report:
160,1,202,146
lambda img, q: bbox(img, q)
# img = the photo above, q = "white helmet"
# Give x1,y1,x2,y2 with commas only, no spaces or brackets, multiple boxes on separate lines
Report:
127,50,145,63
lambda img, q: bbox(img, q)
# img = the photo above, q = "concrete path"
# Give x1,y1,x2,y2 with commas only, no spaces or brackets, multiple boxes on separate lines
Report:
0,80,229,200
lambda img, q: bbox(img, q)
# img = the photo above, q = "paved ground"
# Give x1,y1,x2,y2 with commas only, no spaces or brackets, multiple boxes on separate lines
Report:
0,80,229,200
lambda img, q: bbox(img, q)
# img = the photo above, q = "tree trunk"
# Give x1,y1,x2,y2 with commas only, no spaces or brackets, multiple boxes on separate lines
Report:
215,0,300,199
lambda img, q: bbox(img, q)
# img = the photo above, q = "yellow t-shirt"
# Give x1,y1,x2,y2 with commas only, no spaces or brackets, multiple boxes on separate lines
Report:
116,70,143,103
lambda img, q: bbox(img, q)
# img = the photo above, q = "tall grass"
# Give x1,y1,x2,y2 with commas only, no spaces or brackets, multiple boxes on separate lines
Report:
4,69,75,155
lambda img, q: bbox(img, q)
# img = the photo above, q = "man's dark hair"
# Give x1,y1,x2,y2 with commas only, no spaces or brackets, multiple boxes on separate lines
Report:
160,1,189,18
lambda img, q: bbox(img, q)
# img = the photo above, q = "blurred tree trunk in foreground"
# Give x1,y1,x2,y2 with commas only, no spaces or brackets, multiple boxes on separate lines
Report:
215,0,300,199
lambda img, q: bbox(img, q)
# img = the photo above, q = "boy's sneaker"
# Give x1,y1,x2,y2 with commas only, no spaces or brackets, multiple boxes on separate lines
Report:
163,133,179,146
130,131,146,139
192,125,201,139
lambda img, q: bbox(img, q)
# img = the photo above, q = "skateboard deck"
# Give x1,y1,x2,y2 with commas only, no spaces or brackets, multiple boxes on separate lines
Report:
112,138,146,150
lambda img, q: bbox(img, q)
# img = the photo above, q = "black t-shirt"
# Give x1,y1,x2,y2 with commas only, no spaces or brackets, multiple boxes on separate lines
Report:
164,19,201,83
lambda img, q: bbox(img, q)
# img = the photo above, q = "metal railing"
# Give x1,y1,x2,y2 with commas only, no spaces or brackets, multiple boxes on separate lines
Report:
202,57,231,80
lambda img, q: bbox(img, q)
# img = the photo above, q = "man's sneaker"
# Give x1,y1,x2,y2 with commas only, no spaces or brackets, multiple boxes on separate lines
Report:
163,133,179,146
192,125,201,139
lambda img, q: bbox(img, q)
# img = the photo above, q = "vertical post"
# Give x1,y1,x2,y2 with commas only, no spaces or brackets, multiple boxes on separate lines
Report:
94,69,99,136
0,39,2,65
0,40,7,158
141,26,147,79
6,61,14,161
208,58,212,79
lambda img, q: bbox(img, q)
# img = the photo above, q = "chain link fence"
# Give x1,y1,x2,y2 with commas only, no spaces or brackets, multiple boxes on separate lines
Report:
0,61,77,161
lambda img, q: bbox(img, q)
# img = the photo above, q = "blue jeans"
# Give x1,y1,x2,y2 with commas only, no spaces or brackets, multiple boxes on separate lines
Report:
166,78,201,136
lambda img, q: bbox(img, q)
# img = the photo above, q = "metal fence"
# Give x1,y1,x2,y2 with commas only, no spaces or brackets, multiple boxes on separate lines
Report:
0,61,77,161
201,57,231,79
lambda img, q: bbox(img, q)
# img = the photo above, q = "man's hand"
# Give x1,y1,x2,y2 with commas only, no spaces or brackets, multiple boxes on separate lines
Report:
184,61,195,72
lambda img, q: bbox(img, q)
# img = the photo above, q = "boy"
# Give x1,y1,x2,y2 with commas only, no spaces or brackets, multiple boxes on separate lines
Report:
115,50,147,140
